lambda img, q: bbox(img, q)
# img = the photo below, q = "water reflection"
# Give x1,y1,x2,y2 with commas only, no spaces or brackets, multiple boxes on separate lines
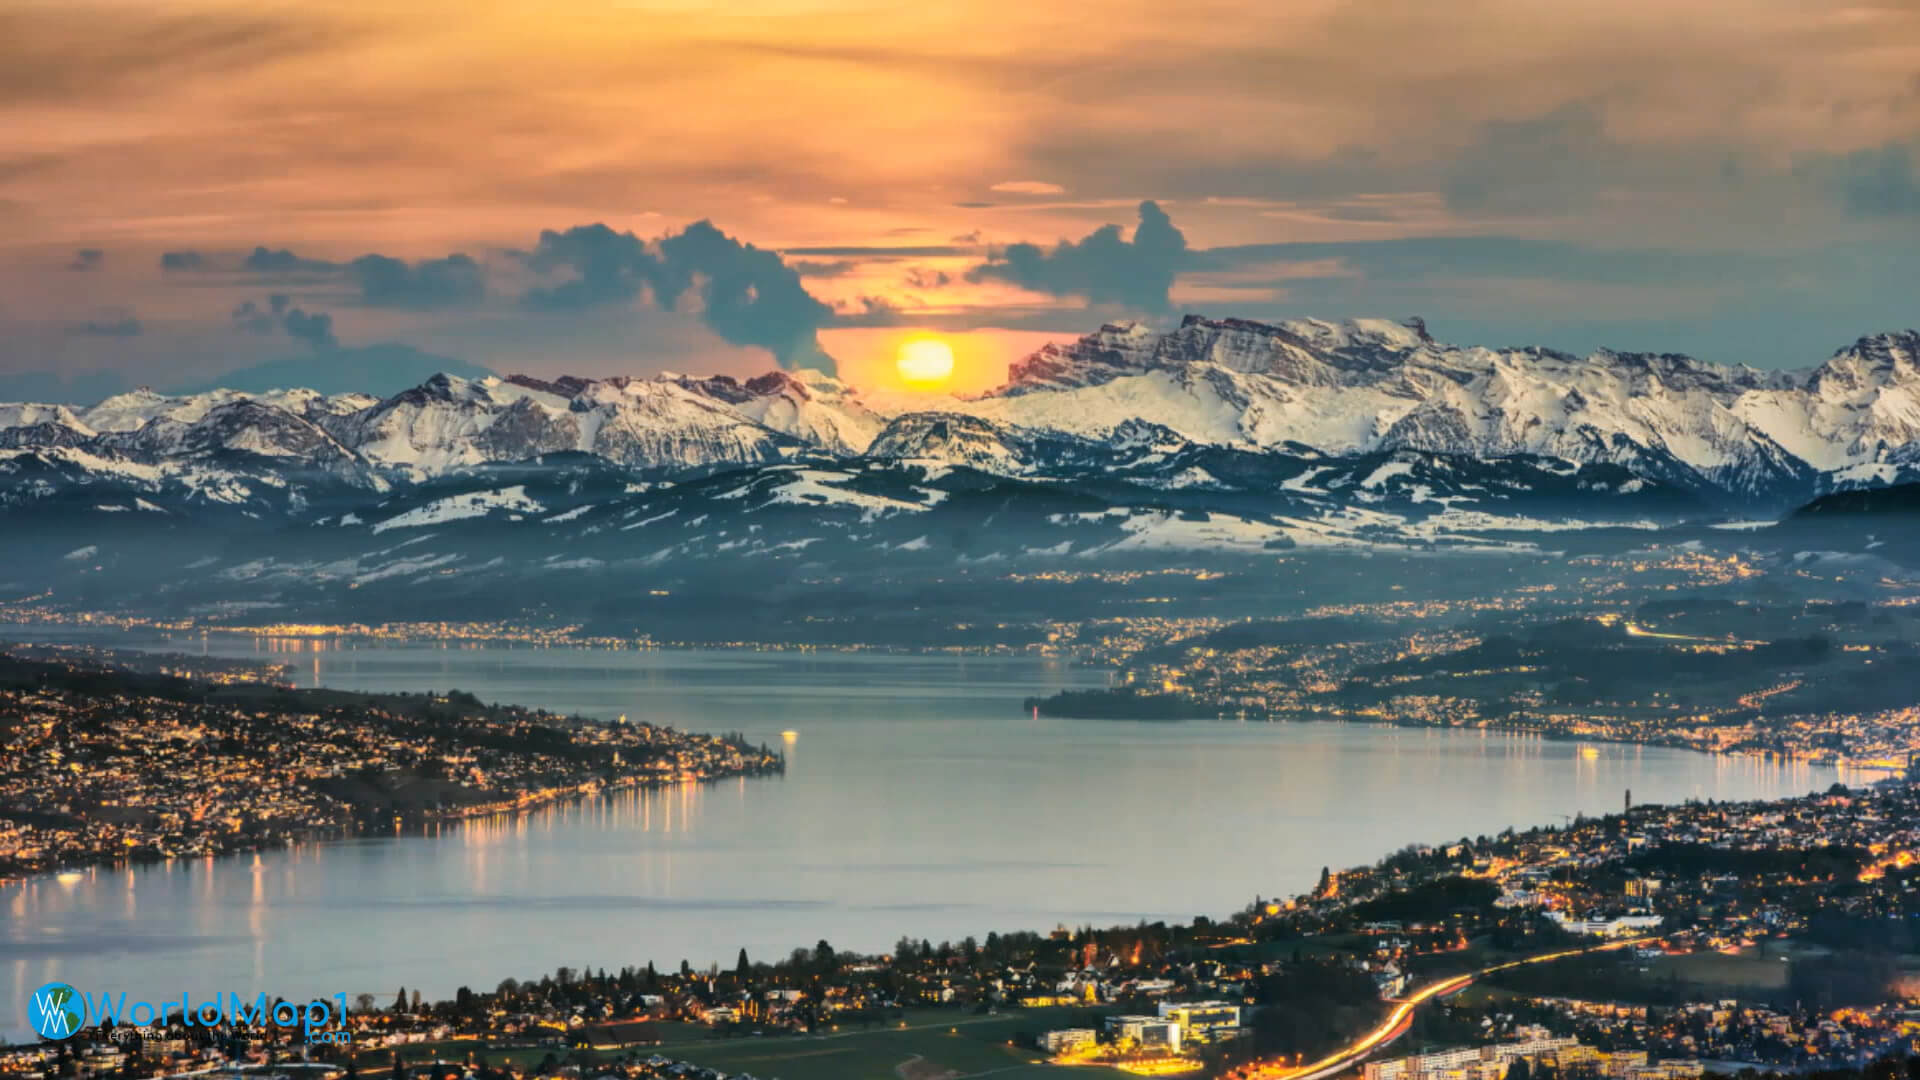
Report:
1,638,1849,1042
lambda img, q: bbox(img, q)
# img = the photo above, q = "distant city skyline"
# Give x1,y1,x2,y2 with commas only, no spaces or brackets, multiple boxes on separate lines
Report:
4,0,1920,398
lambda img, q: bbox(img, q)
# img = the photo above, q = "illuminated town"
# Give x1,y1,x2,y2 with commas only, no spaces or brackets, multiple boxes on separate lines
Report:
0,650,782,878
8,777,1920,1080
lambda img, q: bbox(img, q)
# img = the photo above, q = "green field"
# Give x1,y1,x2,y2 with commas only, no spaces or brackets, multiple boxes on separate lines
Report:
1644,948,1801,992
391,1008,1135,1080
645,1009,1132,1080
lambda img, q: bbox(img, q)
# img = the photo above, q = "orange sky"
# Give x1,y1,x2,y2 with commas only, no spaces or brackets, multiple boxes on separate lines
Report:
4,0,1920,391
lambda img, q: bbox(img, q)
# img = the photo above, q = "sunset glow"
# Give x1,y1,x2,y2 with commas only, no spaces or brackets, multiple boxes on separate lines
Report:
0,0,1916,395
895,339,957,388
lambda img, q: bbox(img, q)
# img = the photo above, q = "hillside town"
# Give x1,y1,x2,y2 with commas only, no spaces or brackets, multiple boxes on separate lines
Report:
0,652,783,878
8,775,1920,1079
1034,575,1920,774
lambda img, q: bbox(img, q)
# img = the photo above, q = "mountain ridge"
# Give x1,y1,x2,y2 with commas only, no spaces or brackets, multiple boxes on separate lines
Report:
2,315,1918,533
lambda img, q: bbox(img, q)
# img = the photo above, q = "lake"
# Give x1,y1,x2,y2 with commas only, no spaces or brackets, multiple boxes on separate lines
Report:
1,633,1844,1037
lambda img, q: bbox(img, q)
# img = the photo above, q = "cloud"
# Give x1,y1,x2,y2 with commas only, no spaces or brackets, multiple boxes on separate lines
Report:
232,294,334,348
520,223,656,311
67,311,142,337
656,220,838,373
1443,102,1614,214
1194,235,1764,288
67,248,103,272
282,307,335,349
0,8,364,108
348,252,486,307
1827,143,1920,218
834,295,903,328
243,245,338,273
230,295,285,335
782,244,970,258
967,199,1188,311
904,267,950,289
989,180,1066,195
791,259,858,278
160,251,208,271
519,221,839,373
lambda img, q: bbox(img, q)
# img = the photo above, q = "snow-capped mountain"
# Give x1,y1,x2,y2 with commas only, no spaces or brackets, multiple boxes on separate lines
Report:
2,316,1918,546
954,316,1920,503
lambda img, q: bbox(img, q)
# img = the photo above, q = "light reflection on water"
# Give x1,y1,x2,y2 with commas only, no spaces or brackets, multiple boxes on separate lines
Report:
1,632,1847,1037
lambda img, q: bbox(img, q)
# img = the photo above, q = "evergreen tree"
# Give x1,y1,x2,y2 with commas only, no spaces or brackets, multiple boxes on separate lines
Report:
736,948,752,978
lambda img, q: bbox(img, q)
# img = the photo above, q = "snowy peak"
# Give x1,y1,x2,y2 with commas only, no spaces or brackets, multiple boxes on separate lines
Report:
867,412,1035,471
2,316,1919,518
1808,331,1920,395
106,399,360,468
970,316,1920,504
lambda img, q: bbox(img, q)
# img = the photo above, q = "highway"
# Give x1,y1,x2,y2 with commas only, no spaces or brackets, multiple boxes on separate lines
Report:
1225,937,1657,1080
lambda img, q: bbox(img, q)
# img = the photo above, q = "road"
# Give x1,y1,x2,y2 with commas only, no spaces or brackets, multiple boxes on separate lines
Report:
1225,937,1657,1080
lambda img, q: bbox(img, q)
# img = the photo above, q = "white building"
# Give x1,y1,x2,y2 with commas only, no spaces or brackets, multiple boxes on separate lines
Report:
1156,1000,1243,1042
1547,911,1664,937
1106,1014,1183,1052
1039,1028,1098,1055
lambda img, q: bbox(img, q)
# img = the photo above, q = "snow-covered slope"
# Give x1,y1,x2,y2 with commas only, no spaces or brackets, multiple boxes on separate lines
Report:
949,315,1885,503
938,317,1920,502
2,316,1918,523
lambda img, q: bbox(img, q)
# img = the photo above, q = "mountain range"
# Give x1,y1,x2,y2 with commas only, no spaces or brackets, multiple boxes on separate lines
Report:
2,315,1918,605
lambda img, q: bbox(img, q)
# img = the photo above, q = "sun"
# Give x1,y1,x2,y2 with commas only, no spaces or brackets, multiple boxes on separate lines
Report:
896,338,955,388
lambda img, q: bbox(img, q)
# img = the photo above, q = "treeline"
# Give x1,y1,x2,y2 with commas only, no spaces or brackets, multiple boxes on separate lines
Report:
1347,876,1503,923
1025,688,1214,719
1624,843,1868,881
1346,619,1835,694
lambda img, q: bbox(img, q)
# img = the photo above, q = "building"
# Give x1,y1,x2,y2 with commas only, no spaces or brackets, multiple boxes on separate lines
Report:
1547,911,1665,937
1625,878,1663,900
1364,1036,1582,1080
1156,1000,1243,1042
1364,1038,1702,1080
1105,1014,1183,1053
1039,1028,1098,1055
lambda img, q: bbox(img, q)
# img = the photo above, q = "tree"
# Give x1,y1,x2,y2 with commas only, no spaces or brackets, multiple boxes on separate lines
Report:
1506,1059,1533,1080
736,948,752,978
393,987,407,1013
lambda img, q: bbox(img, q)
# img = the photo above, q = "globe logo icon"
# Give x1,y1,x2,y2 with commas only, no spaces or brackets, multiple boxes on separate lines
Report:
27,982,85,1040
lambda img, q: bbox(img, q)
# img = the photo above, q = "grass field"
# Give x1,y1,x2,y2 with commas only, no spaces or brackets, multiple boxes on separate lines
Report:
643,1009,1134,1080
1645,948,1799,992
391,1007,1136,1080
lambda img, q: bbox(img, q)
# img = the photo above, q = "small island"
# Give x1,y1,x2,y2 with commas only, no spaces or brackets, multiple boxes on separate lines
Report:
0,648,783,879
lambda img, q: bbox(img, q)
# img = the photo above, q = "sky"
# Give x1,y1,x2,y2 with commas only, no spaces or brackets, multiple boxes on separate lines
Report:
4,0,1920,399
